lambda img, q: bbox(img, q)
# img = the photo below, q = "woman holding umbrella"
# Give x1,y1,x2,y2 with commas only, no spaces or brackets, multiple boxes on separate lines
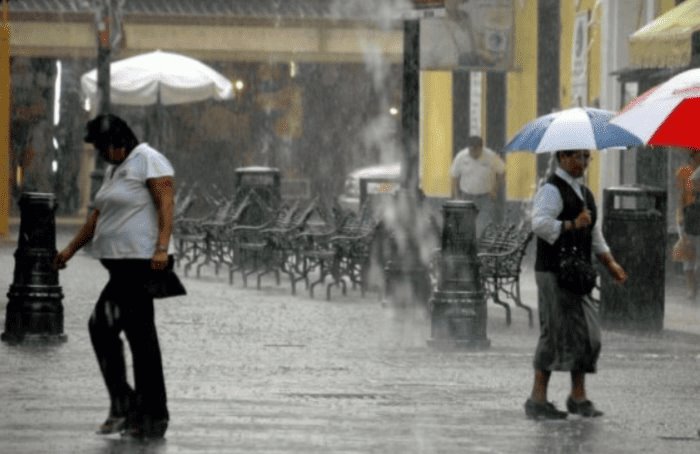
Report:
503,106,637,419
525,148,627,419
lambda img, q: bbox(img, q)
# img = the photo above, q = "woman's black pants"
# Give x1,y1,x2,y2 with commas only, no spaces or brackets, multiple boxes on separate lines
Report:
89,259,169,421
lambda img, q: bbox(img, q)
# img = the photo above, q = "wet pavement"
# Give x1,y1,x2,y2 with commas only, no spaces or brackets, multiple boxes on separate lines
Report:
1,230,700,453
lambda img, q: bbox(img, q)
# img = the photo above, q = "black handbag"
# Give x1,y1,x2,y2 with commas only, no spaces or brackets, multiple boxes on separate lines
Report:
554,181,598,296
144,256,187,299
557,245,597,296
684,201,700,235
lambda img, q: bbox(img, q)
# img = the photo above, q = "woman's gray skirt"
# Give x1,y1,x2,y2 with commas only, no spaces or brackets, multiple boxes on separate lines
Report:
533,271,601,373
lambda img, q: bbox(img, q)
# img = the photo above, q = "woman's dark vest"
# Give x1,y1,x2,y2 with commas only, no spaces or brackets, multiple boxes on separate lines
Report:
534,174,597,272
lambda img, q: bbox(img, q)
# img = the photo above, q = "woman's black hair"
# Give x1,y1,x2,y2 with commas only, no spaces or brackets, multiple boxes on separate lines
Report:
84,114,139,151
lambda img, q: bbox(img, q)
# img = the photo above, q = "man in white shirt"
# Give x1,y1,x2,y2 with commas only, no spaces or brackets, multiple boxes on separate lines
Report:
450,135,505,236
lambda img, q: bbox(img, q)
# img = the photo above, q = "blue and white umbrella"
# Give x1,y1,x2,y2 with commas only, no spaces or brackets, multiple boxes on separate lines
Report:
504,107,643,153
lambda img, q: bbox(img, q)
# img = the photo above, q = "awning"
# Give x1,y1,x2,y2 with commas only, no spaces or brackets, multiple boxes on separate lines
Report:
629,0,700,69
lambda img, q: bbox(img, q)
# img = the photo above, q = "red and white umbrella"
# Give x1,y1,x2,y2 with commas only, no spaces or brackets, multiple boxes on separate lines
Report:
611,68,700,148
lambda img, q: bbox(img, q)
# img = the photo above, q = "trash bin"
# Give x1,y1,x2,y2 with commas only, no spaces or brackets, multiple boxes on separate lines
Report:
234,166,281,209
600,185,666,331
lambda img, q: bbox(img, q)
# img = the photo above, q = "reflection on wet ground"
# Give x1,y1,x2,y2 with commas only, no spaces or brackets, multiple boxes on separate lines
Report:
96,437,167,454
1,235,700,453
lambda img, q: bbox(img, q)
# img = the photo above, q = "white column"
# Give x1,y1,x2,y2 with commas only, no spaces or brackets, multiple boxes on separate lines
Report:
645,0,656,23
599,0,622,192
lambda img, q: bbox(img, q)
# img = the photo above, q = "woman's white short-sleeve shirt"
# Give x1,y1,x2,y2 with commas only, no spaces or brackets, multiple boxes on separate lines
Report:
92,143,175,259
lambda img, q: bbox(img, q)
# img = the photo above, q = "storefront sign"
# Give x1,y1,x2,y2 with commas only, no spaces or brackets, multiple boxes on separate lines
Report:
420,0,514,71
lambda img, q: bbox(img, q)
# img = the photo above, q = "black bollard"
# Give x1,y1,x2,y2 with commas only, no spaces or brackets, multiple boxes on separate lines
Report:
2,192,66,344
428,201,490,349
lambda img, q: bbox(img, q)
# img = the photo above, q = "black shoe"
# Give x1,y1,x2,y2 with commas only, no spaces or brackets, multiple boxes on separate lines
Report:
566,396,603,417
524,398,568,420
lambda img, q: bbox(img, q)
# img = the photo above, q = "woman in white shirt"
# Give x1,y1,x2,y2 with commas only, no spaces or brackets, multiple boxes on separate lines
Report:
55,114,176,439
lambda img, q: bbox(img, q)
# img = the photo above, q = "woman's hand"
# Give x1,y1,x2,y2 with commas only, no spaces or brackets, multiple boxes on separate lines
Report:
52,210,99,271
53,247,75,270
607,260,628,284
151,250,169,271
597,252,628,284
574,209,592,229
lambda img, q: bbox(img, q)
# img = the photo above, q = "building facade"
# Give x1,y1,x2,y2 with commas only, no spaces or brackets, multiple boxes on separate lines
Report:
3,0,407,221
1,0,692,235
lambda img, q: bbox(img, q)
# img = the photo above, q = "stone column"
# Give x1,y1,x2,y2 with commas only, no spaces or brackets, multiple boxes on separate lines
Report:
2,192,66,344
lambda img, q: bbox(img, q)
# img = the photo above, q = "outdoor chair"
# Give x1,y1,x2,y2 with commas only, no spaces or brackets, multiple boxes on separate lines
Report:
307,200,379,300
229,200,301,288
477,222,534,327
174,194,236,275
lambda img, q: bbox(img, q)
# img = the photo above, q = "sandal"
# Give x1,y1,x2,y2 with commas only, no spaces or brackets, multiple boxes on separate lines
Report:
97,392,135,435
97,416,126,435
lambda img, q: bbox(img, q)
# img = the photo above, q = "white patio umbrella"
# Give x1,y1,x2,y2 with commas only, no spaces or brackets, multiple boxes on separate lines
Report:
81,50,233,107
80,50,234,147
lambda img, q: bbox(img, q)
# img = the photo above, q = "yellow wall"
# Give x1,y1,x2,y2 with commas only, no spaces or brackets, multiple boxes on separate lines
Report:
559,0,602,108
419,1,544,202
420,71,452,197
505,0,538,201
416,0,627,201
658,0,678,14
559,0,602,197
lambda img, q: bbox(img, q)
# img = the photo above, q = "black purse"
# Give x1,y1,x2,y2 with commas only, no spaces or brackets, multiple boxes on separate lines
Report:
557,245,597,296
556,179,598,296
144,256,187,299
554,181,598,296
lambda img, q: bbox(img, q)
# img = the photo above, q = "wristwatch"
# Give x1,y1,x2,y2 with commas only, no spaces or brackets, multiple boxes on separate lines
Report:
155,244,169,253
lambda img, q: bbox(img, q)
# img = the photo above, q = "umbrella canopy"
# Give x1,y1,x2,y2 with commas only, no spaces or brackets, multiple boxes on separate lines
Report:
80,50,233,107
611,68,700,148
504,107,643,153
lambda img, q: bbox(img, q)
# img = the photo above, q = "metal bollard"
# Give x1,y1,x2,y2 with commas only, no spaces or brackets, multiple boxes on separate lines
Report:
428,201,490,349
2,192,66,344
